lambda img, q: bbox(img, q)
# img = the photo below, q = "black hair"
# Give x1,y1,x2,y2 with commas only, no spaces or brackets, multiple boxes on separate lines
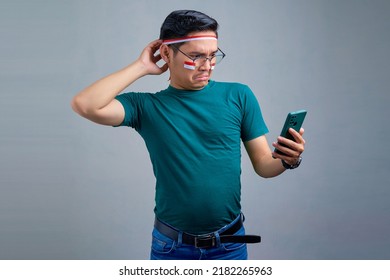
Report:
159,10,219,42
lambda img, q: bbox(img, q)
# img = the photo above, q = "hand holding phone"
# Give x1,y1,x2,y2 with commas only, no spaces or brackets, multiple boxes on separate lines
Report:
273,110,307,156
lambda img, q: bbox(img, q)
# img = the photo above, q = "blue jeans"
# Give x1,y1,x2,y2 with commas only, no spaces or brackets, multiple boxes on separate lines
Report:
150,215,248,260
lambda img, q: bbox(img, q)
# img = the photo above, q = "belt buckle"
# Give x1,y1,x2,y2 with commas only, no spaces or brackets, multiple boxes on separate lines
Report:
194,235,216,249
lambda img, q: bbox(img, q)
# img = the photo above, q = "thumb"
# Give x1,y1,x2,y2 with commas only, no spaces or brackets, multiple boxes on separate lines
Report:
159,63,169,73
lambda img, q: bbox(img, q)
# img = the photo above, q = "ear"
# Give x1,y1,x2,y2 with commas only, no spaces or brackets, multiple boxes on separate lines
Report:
159,44,170,63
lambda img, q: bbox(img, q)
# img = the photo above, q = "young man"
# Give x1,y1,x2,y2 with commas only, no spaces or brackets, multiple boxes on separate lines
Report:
71,10,305,260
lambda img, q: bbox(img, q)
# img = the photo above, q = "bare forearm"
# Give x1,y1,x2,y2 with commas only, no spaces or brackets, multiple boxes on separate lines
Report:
71,61,146,115
244,136,285,178
253,154,286,178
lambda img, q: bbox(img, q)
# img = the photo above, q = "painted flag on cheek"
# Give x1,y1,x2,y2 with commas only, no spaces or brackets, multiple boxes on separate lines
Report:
183,62,216,70
184,61,196,70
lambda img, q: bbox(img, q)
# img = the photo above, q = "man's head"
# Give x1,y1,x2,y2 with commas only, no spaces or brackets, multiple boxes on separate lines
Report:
159,10,223,90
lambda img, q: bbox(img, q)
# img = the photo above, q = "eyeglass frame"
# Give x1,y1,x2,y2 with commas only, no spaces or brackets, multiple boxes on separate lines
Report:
169,44,226,67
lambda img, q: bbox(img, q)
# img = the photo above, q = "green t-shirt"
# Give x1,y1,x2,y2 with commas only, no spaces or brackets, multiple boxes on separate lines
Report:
115,80,268,234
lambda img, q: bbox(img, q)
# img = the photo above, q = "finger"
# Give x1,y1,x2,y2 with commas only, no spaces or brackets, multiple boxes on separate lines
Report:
150,39,163,50
159,62,169,73
272,141,296,157
273,152,300,166
288,128,304,144
274,136,304,155
149,62,169,76
272,145,302,166
153,53,162,63
149,38,162,45
144,40,162,55
271,146,297,163
272,151,290,162
290,128,306,145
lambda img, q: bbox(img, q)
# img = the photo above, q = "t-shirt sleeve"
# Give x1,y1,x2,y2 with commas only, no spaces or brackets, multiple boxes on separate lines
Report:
240,85,269,142
114,92,145,129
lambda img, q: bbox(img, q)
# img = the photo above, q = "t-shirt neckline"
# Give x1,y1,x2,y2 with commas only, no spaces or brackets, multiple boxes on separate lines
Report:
166,80,215,96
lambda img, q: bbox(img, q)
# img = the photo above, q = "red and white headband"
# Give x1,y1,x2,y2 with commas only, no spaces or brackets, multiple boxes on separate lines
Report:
162,35,217,45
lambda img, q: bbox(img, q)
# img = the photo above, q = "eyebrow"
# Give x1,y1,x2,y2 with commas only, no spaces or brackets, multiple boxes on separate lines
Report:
188,49,219,56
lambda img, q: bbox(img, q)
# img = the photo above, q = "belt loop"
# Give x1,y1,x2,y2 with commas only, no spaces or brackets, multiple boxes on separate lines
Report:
177,231,183,247
214,231,221,247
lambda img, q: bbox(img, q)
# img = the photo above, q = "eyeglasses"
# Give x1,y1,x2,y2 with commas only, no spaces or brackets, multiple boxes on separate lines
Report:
170,45,226,67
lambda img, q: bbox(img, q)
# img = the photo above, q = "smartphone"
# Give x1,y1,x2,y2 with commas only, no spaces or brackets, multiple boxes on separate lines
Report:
274,110,307,155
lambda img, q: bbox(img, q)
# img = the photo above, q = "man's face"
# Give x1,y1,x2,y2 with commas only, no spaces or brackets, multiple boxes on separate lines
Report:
168,31,219,90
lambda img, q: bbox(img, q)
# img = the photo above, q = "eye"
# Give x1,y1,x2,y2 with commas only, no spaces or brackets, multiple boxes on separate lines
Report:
193,54,204,60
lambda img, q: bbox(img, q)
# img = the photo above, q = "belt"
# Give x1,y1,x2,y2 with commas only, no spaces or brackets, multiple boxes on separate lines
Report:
154,216,261,249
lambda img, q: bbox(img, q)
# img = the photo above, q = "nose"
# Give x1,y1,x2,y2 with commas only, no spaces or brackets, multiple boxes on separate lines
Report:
199,58,213,70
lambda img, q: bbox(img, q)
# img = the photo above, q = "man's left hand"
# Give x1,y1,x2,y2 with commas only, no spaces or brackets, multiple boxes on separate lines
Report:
272,128,305,166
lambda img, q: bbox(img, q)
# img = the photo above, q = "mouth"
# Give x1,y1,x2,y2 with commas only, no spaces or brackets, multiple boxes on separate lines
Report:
194,75,209,81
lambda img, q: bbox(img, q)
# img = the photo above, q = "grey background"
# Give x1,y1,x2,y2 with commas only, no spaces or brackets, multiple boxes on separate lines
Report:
1,0,389,259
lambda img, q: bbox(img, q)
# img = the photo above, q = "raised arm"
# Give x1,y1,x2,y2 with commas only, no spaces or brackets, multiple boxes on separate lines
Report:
71,39,168,126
